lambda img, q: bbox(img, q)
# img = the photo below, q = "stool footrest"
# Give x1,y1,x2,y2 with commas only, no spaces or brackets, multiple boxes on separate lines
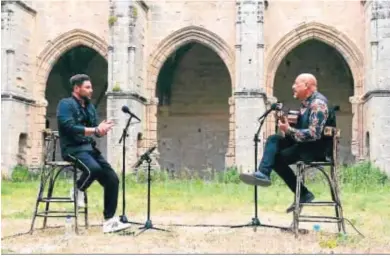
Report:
305,162,333,166
300,201,337,206
298,215,342,224
40,197,74,203
300,215,341,220
36,210,86,217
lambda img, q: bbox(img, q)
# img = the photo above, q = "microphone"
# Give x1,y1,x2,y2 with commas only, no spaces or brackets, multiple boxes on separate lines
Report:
133,146,157,168
121,105,141,122
270,102,283,111
257,102,283,121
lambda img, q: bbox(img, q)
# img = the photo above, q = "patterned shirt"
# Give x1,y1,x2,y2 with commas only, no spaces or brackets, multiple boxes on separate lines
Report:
286,91,329,142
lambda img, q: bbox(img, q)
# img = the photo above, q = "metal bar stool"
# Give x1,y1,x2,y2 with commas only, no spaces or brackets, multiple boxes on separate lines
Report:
29,130,88,234
292,126,346,237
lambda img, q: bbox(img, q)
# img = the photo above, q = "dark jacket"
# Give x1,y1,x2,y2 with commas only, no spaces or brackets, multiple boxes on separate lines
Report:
56,96,100,159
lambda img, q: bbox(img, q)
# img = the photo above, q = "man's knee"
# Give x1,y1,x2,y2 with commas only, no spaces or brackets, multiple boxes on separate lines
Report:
68,153,102,175
106,168,119,187
80,162,102,175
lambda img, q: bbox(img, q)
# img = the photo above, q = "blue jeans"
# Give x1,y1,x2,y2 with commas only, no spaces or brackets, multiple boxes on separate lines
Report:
66,149,119,220
258,134,323,195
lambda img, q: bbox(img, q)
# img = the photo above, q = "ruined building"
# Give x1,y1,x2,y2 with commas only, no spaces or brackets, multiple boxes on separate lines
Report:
1,0,390,176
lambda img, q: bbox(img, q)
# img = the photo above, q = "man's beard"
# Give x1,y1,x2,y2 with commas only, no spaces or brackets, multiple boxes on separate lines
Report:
81,95,91,104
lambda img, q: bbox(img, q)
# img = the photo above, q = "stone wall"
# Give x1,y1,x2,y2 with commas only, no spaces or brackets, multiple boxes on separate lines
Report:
147,0,235,70
363,0,390,174
1,98,35,175
3,0,390,177
264,0,365,63
34,0,109,99
1,1,37,175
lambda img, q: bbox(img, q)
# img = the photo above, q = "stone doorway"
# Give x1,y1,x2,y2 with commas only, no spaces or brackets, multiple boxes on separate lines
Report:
273,39,355,164
45,45,108,159
156,43,232,174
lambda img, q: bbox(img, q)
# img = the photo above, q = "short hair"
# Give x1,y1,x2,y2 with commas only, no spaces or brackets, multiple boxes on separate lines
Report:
69,74,90,89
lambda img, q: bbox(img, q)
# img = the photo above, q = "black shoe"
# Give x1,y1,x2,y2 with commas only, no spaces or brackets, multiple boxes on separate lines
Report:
286,191,315,213
239,171,271,187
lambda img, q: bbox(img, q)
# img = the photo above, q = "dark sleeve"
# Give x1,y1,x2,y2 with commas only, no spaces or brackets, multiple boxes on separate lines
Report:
286,99,329,142
56,99,85,135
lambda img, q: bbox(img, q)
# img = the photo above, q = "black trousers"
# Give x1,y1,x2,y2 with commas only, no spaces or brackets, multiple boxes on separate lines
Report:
66,149,119,220
258,134,324,195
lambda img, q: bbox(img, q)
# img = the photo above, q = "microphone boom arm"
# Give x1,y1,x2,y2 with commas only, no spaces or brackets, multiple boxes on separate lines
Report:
119,114,134,144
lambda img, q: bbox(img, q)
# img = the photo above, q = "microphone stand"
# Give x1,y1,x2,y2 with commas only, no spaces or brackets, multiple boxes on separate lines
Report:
118,114,142,226
231,108,291,232
134,146,169,236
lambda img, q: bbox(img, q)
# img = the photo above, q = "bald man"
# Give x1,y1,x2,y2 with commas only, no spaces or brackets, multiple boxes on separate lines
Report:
240,73,329,213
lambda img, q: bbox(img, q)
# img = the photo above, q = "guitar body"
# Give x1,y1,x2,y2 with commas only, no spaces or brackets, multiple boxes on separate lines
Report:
275,109,300,129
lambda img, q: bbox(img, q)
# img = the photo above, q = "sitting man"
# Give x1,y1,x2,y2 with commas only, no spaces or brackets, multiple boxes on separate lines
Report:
240,73,330,213
57,74,132,233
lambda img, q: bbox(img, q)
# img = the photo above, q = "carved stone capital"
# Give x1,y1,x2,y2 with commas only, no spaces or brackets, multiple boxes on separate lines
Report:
265,95,278,105
349,95,364,105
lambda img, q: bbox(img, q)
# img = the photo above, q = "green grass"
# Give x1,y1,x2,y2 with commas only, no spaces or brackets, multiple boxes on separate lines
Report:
2,162,390,245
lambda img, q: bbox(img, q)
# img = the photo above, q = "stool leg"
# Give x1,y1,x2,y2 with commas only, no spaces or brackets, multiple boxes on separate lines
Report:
73,166,79,235
30,168,47,234
338,205,346,233
43,168,55,229
84,191,89,229
331,165,346,233
293,163,303,238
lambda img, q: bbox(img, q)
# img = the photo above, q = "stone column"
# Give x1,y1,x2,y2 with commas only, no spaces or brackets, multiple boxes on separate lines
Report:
2,2,15,93
127,4,136,91
363,0,390,175
106,93,143,172
106,0,147,172
349,95,364,161
1,2,16,176
234,0,267,173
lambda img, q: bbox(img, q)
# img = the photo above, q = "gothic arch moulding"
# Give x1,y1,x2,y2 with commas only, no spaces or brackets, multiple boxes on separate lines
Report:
147,26,235,98
36,29,108,95
266,22,364,96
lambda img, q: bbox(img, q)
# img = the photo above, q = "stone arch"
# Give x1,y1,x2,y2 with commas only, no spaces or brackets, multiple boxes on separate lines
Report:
266,22,364,96
145,26,235,170
265,22,365,161
147,26,235,97
36,29,108,98
30,29,109,167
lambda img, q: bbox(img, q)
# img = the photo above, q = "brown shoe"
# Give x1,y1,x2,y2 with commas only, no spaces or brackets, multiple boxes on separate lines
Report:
286,191,315,213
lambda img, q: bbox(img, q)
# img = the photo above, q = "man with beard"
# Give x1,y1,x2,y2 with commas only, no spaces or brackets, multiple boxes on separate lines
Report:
57,74,131,233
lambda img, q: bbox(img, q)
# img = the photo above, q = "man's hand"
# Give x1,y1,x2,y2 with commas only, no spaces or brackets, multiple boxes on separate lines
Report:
97,120,114,136
278,116,290,133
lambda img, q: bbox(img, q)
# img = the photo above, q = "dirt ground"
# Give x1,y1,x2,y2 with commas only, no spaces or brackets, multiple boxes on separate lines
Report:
2,211,390,254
